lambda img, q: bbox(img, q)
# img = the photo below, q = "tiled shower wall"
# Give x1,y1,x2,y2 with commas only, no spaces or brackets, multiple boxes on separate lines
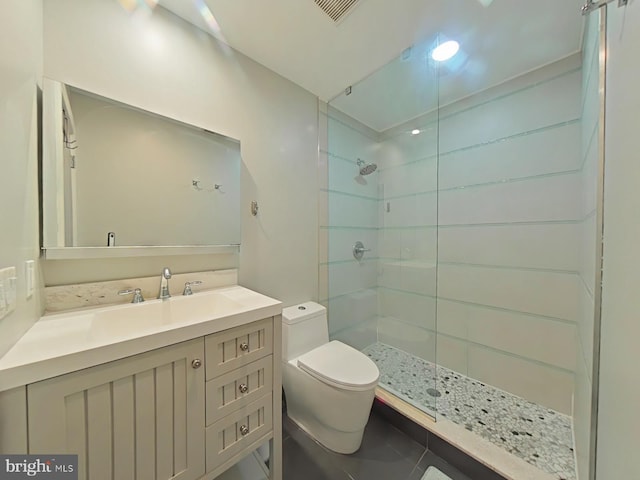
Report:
378,55,582,415
574,11,601,480
321,54,584,415
376,116,438,362
319,104,380,350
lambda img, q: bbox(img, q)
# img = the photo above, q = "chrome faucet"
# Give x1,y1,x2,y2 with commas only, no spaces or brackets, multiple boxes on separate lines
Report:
158,267,172,300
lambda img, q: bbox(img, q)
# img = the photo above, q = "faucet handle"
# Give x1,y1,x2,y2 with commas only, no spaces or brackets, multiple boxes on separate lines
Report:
118,288,145,303
183,281,203,296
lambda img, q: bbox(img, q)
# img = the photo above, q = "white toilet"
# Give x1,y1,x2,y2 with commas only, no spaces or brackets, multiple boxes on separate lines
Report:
281,302,379,454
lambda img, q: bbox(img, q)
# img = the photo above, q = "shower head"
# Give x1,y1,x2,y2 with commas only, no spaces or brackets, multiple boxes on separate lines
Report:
357,158,377,176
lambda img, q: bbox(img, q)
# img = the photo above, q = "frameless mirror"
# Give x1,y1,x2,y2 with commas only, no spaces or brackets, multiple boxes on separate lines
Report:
42,79,241,259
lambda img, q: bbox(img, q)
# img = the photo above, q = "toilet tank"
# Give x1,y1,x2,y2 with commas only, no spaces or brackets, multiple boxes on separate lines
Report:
282,302,329,361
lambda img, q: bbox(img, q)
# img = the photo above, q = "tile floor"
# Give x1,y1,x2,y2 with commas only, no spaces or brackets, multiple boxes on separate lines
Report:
362,342,576,480
283,412,472,480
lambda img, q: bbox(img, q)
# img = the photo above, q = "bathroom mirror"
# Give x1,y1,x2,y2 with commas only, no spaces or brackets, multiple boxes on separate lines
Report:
42,79,241,259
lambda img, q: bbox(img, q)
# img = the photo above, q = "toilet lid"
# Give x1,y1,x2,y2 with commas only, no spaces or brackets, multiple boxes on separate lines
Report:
297,341,379,391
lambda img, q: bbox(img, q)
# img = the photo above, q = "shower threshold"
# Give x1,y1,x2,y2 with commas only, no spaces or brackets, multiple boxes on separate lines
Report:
362,342,576,480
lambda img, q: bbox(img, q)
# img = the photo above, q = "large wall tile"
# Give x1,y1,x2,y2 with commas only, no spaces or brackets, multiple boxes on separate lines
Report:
328,192,378,228
438,223,581,271
436,335,468,374
327,289,378,336
328,155,378,199
468,346,574,414
438,265,580,322
328,260,377,299
327,228,378,263
379,157,438,199
378,317,436,363
439,121,581,190
439,70,581,153
379,287,436,331
438,299,576,371
439,173,582,225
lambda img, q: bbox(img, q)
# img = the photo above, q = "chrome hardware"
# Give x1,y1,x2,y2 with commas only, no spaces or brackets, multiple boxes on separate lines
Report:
353,241,371,261
118,288,145,303
239,383,248,393
182,280,203,296
191,359,202,369
240,425,249,436
158,267,172,300
582,0,627,15
250,201,259,216
239,342,249,352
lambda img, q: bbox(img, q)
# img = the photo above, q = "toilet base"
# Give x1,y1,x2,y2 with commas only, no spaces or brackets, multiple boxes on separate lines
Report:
286,408,366,454
282,353,377,455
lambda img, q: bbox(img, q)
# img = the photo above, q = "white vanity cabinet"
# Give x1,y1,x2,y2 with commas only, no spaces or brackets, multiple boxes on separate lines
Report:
22,315,282,480
28,338,206,480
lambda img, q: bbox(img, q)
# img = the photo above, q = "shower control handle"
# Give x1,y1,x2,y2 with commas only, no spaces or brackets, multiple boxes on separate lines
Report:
353,241,371,261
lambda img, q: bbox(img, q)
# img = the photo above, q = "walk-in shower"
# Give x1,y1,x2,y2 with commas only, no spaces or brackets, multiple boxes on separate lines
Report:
320,3,605,480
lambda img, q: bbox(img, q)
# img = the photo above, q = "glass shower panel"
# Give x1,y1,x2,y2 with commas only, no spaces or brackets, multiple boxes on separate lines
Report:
324,40,440,417
434,14,586,480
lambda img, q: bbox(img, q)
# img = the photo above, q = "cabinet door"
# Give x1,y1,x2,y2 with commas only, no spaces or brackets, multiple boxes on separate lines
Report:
28,339,205,480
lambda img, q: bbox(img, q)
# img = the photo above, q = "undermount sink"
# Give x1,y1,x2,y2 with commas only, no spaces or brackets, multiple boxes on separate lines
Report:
89,289,244,339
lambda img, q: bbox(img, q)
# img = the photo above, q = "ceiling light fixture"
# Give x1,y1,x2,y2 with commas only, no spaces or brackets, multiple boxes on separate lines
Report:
411,129,421,135
431,40,460,62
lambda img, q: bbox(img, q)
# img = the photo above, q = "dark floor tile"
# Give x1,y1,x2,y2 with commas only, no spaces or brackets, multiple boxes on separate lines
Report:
359,413,426,463
283,411,426,480
372,399,429,447
282,408,504,480
407,451,472,480
282,429,352,480
429,434,506,480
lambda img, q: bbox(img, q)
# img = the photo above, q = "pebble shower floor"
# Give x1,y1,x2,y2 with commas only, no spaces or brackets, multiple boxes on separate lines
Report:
362,343,576,480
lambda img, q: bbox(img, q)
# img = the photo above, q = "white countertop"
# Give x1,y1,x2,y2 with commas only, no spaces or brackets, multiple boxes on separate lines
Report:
0,285,281,391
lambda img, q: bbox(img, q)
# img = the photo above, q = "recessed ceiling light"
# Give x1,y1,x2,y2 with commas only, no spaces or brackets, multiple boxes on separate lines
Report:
431,40,460,62
411,129,421,135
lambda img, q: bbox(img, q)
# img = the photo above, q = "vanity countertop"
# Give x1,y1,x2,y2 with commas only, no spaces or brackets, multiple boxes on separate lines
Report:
0,285,281,391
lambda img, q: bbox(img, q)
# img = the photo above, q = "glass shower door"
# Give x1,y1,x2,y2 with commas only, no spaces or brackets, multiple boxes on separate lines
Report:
322,40,440,417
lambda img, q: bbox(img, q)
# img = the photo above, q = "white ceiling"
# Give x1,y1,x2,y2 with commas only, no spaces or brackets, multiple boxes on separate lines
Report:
158,0,585,131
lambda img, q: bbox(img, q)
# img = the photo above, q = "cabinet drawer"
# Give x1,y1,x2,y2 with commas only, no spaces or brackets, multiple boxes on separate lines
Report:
205,318,273,380
205,393,273,472
206,356,273,426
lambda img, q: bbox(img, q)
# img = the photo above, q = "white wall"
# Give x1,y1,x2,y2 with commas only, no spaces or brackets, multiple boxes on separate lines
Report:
0,0,44,357
428,56,581,414
574,10,601,480
42,0,319,306
596,4,640,479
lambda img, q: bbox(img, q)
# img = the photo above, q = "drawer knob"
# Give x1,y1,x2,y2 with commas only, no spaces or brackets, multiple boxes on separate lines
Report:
240,425,249,436
239,342,249,352
239,383,248,393
191,359,202,369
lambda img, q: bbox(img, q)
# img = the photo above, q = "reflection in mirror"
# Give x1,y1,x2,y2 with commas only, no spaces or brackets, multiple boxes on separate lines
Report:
42,79,241,256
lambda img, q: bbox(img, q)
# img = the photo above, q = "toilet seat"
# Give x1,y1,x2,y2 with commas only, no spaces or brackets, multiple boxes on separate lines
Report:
296,340,379,392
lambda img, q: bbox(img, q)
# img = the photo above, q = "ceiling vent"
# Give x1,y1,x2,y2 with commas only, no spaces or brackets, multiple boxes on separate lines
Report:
314,0,360,23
